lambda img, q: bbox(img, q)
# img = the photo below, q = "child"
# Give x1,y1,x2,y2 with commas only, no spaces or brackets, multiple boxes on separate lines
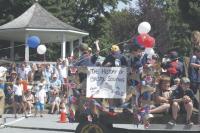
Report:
35,83,46,117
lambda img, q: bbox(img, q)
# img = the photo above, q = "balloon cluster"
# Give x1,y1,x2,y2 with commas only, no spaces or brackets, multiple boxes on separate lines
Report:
27,36,47,55
130,21,156,56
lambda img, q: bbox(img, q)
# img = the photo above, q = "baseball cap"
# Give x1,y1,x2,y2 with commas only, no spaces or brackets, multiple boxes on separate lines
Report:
111,45,120,52
181,77,190,84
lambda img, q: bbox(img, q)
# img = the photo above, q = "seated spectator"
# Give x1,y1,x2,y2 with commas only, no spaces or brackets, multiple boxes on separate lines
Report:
168,77,195,126
50,74,61,91
49,89,60,114
59,98,67,114
171,78,180,91
150,76,172,114
24,88,34,114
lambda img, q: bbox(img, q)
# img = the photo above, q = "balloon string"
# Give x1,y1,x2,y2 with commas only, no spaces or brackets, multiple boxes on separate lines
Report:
0,44,25,51
71,39,130,65
0,39,130,64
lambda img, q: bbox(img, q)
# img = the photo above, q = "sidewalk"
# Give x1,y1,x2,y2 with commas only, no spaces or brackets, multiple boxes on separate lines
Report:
3,114,77,132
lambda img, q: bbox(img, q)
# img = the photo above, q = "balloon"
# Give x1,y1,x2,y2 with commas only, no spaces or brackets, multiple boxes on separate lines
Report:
144,36,155,48
136,33,149,46
145,48,155,57
138,22,151,34
136,34,155,48
37,45,47,55
27,36,40,48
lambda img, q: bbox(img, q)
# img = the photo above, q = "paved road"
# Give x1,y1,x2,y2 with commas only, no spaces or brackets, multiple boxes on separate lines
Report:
0,127,74,133
0,114,199,133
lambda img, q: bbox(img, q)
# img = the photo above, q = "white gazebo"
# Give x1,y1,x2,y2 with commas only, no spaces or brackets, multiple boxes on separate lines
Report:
0,2,89,61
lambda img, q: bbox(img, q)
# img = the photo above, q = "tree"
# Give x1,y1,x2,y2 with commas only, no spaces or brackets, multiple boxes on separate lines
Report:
0,0,131,60
133,0,191,56
178,0,200,30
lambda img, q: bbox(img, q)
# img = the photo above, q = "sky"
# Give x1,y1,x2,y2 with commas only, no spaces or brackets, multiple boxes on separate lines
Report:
117,0,138,11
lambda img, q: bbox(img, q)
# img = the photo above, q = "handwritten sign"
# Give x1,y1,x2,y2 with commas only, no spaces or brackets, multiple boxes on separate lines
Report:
86,67,127,99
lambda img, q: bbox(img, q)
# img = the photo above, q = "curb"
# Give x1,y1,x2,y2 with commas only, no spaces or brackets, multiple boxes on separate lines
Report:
5,125,75,132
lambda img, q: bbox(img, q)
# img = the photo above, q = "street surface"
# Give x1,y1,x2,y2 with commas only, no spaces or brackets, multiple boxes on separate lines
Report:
0,114,199,133
0,128,73,133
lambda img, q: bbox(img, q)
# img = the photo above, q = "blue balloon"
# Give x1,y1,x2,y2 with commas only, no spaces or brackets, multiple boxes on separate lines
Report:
27,36,40,48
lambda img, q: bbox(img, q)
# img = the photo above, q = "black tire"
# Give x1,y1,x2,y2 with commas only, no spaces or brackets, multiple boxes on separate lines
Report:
75,121,109,133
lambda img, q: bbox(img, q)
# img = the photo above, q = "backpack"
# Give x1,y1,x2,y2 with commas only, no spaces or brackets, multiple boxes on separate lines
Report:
167,61,178,76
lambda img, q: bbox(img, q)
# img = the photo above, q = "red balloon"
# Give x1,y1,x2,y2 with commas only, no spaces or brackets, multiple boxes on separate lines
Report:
136,33,149,46
136,34,155,48
144,36,155,48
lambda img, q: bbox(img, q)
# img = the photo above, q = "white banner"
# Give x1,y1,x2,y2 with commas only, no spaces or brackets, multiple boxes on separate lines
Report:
86,67,127,99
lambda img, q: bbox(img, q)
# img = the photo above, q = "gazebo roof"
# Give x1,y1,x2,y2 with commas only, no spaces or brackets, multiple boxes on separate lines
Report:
0,3,88,43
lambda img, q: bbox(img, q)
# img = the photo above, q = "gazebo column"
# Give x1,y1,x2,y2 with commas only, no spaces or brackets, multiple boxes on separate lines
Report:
10,41,14,61
61,34,66,59
25,34,29,61
69,41,74,57
79,38,82,57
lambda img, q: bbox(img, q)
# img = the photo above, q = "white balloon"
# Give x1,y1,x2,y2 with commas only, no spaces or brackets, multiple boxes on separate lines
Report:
138,21,151,34
37,45,47,55
145,48,155,58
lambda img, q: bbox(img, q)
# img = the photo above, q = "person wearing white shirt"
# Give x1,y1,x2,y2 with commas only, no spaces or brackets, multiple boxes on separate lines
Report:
35,83,46,117
13,78,27,118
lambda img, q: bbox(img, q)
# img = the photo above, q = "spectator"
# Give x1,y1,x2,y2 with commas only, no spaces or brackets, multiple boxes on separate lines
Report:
188,47,200,94
191,30,200,48
27,63,37,84
24,88,34,114
0,78,5,125
171,78,180,91
168,77,195,126
161,51,185,84
43,64,53,102
13,77,27,118
17,63,28,81
8,63,17,74
150,76,172,113
33,64,43,82
50,74,61,91
35,83,46,117
57,58,68,94
50,88,60,114
5,71,17,104
8,71,17,83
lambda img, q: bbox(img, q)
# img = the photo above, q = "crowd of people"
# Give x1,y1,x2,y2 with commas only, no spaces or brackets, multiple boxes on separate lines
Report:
0,31,200,126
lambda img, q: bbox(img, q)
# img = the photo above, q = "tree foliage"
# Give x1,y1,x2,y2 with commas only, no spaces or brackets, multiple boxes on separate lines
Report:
0,0,199,60
178,0,200,30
